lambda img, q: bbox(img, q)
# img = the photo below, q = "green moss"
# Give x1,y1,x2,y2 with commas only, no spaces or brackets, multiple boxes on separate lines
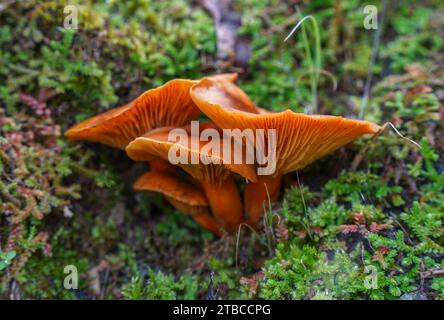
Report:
122,268,202,300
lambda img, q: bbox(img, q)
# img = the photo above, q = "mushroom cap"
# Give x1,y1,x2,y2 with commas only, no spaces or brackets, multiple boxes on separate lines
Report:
126,122,258,183
190,77,382,175
65,74,238,149
134,170,208,214
205,75,259,113
134,170,224,235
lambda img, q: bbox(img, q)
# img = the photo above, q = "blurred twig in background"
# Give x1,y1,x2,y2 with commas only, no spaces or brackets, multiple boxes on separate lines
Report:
201,0,251,70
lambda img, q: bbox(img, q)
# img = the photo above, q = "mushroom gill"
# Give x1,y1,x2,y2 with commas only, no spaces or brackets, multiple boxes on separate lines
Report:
133,169,222,236
65,73,238,149
190,77,382,227
126,122,257,234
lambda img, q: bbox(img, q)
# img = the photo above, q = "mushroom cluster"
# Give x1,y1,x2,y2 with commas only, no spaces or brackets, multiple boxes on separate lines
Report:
66,74,381,236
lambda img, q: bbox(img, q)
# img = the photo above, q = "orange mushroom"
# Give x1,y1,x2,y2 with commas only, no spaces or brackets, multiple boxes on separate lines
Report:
133,168,223,236
64,74,238,234
65,74,238,149
126,122,257,233
190,77,382,227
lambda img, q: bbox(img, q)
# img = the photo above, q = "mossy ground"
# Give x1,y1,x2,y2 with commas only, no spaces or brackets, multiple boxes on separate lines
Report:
0,0,443,300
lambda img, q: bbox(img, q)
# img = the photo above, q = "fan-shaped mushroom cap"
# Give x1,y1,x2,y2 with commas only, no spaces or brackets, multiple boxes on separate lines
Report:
65,74,238,150
190,77,381,175
134,171,208,210
134,170,222,236
126,123,257,183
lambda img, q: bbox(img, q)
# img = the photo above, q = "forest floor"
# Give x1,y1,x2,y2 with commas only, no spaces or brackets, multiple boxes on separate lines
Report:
0,0,443,300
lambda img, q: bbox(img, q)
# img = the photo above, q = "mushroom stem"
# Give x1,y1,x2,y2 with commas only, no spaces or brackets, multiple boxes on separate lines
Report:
150,158,171,172
244,175,282,228
192,213,224,237
166,197,223,236
199,177,243,234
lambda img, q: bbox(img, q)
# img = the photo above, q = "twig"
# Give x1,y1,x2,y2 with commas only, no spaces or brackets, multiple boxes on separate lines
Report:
374,122,421,149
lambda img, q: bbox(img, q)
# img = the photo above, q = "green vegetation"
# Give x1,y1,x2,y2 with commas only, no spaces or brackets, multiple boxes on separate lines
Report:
1,0,443,300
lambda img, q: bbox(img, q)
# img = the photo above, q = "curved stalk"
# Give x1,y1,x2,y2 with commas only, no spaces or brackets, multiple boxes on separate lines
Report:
244,175,282,227
200,177,243,234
